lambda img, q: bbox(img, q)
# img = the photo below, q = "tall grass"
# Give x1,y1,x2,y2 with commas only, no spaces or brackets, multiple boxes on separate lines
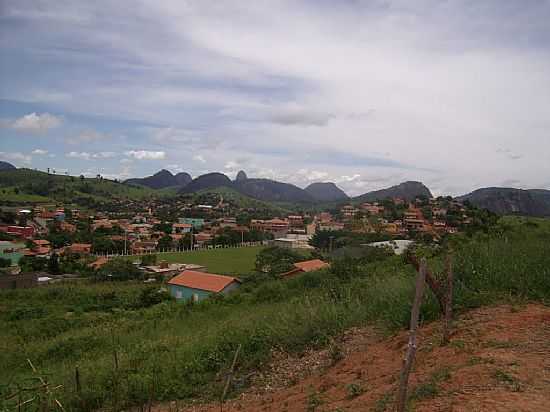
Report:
1,217,549,411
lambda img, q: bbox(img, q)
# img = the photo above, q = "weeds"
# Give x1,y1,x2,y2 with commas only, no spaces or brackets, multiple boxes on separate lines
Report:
346,382,364,399
306,387,323,412
493,369,522,392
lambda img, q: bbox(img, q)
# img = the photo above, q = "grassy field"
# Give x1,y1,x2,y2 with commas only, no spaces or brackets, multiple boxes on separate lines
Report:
1,217,549,411
130,246,266,275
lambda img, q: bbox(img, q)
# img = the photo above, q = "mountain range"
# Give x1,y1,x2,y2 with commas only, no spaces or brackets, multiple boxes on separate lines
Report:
2,160,548,216
125,169,550,216
170,171,432,204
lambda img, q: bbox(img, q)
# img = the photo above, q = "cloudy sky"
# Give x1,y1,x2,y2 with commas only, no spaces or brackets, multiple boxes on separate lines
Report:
1,0,549,196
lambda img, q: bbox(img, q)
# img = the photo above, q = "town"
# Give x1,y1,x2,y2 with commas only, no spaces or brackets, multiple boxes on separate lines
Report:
1,190,483,298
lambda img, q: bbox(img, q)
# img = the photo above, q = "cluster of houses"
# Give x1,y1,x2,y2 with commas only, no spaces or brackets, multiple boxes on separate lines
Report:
334,197,473,237
0,194,478,294
0,196,475,267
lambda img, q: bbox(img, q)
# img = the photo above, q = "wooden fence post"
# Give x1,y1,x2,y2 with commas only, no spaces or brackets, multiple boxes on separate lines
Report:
220,344,242,412
442,253,454,345
396,259,427,412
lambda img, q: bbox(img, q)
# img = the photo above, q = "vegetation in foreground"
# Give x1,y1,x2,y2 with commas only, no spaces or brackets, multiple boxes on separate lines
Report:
0,217,549,411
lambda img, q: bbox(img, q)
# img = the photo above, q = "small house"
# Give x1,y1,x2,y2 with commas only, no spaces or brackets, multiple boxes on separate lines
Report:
167,270,241,302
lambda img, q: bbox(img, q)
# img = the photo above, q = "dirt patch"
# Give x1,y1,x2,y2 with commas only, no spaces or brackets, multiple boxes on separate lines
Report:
156,304,550,412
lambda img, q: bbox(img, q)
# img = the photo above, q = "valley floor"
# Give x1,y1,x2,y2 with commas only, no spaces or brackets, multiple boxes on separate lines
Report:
158,304,550,412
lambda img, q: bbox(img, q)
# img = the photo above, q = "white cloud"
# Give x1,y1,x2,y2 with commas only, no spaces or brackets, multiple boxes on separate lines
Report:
66,151,116,160
193,155,206,163
0,151,31,165
31,149,48,155
67,151,91,160
94,152,117,158
339,174,361,182
295,168,329,182
11,113,61,134
125,150,166,160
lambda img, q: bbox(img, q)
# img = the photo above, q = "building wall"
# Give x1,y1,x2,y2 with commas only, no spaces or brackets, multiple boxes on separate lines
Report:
0,273,38,289
168,281,240,302
179,218,205,229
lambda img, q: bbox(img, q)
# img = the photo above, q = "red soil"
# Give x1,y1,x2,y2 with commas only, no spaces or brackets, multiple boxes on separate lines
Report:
158,304,550,412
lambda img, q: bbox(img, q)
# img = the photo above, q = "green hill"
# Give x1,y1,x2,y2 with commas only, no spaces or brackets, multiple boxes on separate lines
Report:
0,168,166,207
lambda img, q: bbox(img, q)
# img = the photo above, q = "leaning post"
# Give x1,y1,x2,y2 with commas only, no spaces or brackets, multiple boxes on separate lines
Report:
396,258,427,412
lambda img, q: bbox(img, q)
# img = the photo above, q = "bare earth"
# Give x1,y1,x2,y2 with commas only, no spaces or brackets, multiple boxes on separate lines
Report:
157,304,550,412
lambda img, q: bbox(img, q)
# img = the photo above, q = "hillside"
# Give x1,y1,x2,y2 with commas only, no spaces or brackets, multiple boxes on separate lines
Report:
1,217,548,412
0,161,16,171
355,181,432,202
0,168,161,206
171,304,550,412
459,187,550,217
304,182,349,202
191,186,292,214
125,169,191,189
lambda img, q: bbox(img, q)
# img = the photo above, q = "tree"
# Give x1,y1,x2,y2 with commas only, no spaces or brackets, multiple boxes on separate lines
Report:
157,234,173,251
96,258,143,281
47,253,61,275
140,254,157,266
309,230,346,251
255,246,303,275
154,222,172,234
0,257,11,268
177,233,192,250
19,256,47,273
92,237,115,254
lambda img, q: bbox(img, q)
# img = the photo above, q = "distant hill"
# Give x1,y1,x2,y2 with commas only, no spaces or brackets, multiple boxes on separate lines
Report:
0,161,16,171
235,170,248,182
304,182,349,202
0,168,159,205
234,178,314,203
181,172,233,193
125,169,191,189
355,181,432,202
458,187,550,217
174,172,192,187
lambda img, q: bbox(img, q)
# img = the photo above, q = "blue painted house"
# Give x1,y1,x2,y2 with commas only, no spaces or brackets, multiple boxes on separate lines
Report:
167,270,241,302
179,218,205,229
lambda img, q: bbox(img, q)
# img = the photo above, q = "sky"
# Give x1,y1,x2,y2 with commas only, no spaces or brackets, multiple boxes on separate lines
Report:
1,0,550,197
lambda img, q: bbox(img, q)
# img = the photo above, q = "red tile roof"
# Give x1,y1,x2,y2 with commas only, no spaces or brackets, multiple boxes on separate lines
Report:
70,243,92,253
88,256,109,269
293,259,330,272
33,239,50,245
167,270,240,293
